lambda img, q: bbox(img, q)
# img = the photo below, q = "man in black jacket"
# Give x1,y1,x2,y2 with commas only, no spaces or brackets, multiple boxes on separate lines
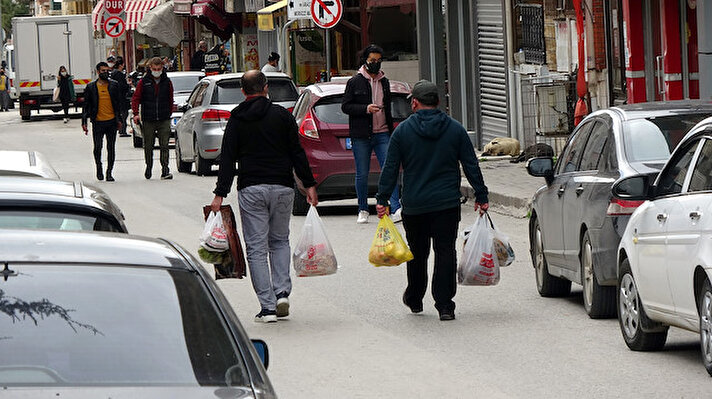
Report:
82,62,122,181
110,57,130,137
341,44,401,224
210,70,318,323
132,57,174,180
191,40,207,71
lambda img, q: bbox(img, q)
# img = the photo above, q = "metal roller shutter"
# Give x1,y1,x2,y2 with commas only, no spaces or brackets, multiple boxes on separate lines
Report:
475,0,508,144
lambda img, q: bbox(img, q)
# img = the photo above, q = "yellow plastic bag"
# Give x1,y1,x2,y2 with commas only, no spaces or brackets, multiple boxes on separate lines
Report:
368,215,414,267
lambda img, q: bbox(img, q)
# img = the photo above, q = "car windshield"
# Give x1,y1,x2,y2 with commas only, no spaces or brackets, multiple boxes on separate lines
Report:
623,114,708,162
312,94,412,124
0,266,248,387
0,210,120,232
171,75,202,93
211,78,298,105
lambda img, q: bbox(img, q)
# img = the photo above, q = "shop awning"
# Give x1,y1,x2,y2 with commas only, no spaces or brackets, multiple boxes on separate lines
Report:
137,1,183,47
92,0,161,32
191,0,237,40
257,0,287,31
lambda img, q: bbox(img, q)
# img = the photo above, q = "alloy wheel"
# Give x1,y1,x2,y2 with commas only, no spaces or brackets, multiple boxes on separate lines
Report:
582,240,594,310
535,226,545,289
619,273,640,339
701,291,712,365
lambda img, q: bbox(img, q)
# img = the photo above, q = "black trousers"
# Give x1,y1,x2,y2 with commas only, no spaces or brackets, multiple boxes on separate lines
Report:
402,206,461,313
61,99,70,117
92,119,117,172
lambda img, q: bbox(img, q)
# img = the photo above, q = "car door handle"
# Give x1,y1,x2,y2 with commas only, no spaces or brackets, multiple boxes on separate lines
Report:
657,213,668,222
575,185,584,196
557,186,565,197
690,211,702,220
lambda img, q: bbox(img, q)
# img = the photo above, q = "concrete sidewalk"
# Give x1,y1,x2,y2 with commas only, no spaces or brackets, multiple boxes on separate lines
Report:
461,156,545,218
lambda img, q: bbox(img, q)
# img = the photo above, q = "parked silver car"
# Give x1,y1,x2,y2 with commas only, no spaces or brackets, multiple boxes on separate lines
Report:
0,150,59,178
174,72,299,175
129,71,205,148
526,101,712,319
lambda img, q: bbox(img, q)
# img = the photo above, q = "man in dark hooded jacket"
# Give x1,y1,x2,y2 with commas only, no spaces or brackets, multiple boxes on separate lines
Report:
211,70,318,323
376,80,489,321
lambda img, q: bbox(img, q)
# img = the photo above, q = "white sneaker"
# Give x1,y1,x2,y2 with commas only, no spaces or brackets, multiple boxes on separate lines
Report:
63,118,68,123
357,210,369,224
391,208,403,223
254,309,277,323
276,296,290,317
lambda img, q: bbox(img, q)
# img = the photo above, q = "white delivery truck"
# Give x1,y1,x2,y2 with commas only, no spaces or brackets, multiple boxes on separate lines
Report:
12,14,96,121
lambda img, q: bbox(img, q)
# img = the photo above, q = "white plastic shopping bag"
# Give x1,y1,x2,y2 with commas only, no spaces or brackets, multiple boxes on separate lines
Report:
458,213,500,286
487,213,515,267
200,211,229,252
293,206,338,277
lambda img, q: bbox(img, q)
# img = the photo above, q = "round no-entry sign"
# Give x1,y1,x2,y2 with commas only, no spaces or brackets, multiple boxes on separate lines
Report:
310,0,342,29
104,0,125,14
104,16,126,38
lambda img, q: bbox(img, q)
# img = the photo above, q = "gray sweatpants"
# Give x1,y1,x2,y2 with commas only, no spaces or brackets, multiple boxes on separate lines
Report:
238,184,295,311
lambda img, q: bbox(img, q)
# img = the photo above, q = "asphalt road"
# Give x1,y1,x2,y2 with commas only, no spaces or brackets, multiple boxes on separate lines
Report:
1,110,709,398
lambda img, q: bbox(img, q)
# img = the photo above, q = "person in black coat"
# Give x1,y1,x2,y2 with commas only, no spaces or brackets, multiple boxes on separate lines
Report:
110,57,130,137
82,62,123,182
191,40,208,71
341,44,401,224
57,66,75,123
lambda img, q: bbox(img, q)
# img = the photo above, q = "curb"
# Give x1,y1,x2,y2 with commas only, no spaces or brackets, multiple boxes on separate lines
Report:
460,185,531,218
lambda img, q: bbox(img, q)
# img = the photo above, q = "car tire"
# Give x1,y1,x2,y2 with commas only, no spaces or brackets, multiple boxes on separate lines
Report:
531,217,571,297
698,279,712,375
292,187,309,216
133,133,143,148
175,138,192,173
617,258,668,351
194,137,211,176
581,231,616,319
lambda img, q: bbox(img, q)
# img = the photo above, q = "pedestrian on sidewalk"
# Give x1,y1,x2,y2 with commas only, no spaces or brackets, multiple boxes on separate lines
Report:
191,41,208,71
81,62,122,182
341,44,401,224
110,57,130,137
132,57,175,180
261,52,280,73
57,66,76,123
376,80,489,321
210,70,318,323
0,68,10,112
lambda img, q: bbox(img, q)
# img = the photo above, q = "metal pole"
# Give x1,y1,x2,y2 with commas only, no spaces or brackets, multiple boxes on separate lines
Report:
325,28,331,81
280,19,296,73
231,32,238,73
698,1,712,100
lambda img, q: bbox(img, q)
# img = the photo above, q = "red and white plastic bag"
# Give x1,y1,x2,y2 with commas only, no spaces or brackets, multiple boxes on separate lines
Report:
458,213,500,286
200,211,230,252
293,206,338,277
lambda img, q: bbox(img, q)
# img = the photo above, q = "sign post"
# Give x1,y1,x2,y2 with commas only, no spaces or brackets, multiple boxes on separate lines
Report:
310,0,342,81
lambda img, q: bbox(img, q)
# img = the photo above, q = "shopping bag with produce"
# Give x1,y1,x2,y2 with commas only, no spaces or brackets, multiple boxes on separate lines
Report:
293,206,338,277
458,213,499,286
200,205,247,280
200,211,229,252
369,214,414,267
487,213,515,267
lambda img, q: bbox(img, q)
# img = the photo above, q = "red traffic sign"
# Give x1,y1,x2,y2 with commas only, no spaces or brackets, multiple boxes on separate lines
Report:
310,0,342,29
103,16,126,38
104,0,125,14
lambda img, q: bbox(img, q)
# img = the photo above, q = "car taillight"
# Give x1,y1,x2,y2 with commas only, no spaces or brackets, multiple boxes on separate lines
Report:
75,97,84,103
299,111,319,139
172,104,178,112
202,109,231,121
23,99,37,105
606,198,644,216
287,106,295,113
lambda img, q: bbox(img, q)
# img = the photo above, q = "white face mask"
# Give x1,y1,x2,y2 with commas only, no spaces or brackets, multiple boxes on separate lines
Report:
108,63,114,68
61,71,67,77
151,70,162,78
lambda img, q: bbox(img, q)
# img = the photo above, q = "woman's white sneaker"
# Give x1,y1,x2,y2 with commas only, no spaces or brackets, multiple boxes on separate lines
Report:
356,210,369,224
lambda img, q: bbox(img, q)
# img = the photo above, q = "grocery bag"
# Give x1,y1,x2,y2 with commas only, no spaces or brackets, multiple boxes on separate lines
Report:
200,211,230,252
201,205,247,279
458,214,499,286
369,214,414,267
487,213,515,267
293,206,338,277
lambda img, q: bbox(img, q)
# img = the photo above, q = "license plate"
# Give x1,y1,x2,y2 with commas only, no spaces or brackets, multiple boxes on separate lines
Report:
345,138,352,150
171,118,179,127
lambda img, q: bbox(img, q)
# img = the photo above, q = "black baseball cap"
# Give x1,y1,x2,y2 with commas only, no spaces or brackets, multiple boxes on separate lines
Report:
407,80,439,104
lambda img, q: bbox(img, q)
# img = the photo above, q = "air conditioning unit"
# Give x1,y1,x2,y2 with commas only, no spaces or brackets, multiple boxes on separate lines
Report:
536,84,569,135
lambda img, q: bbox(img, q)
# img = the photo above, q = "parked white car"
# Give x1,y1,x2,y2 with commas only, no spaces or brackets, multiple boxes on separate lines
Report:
615,116,712,375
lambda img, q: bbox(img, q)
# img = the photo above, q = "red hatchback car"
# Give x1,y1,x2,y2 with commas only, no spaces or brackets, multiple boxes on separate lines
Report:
291,79,412,215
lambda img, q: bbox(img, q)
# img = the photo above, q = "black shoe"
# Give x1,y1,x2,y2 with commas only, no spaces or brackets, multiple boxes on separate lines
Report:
439,311,455,321
96,169,104,181
276,292,290,317
106,172,115,182
403,292,423,314
160,172,173,180
144,167,152,179
254,309,277,323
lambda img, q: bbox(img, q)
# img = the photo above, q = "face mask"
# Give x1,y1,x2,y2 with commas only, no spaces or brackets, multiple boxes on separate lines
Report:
107,63,114,68
61,72,67,77
366,60,381,74
151,70,162,78
98,72,109,81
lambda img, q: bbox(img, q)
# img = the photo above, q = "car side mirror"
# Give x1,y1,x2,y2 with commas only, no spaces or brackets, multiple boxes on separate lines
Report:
178,103,190,112
611,174,655,200
251,339,269,369
526,157,554,185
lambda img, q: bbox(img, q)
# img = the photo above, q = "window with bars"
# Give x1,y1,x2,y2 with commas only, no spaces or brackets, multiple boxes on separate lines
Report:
519,4,546,64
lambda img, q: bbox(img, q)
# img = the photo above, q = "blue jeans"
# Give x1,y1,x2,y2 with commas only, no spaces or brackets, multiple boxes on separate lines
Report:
352,132,400,212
